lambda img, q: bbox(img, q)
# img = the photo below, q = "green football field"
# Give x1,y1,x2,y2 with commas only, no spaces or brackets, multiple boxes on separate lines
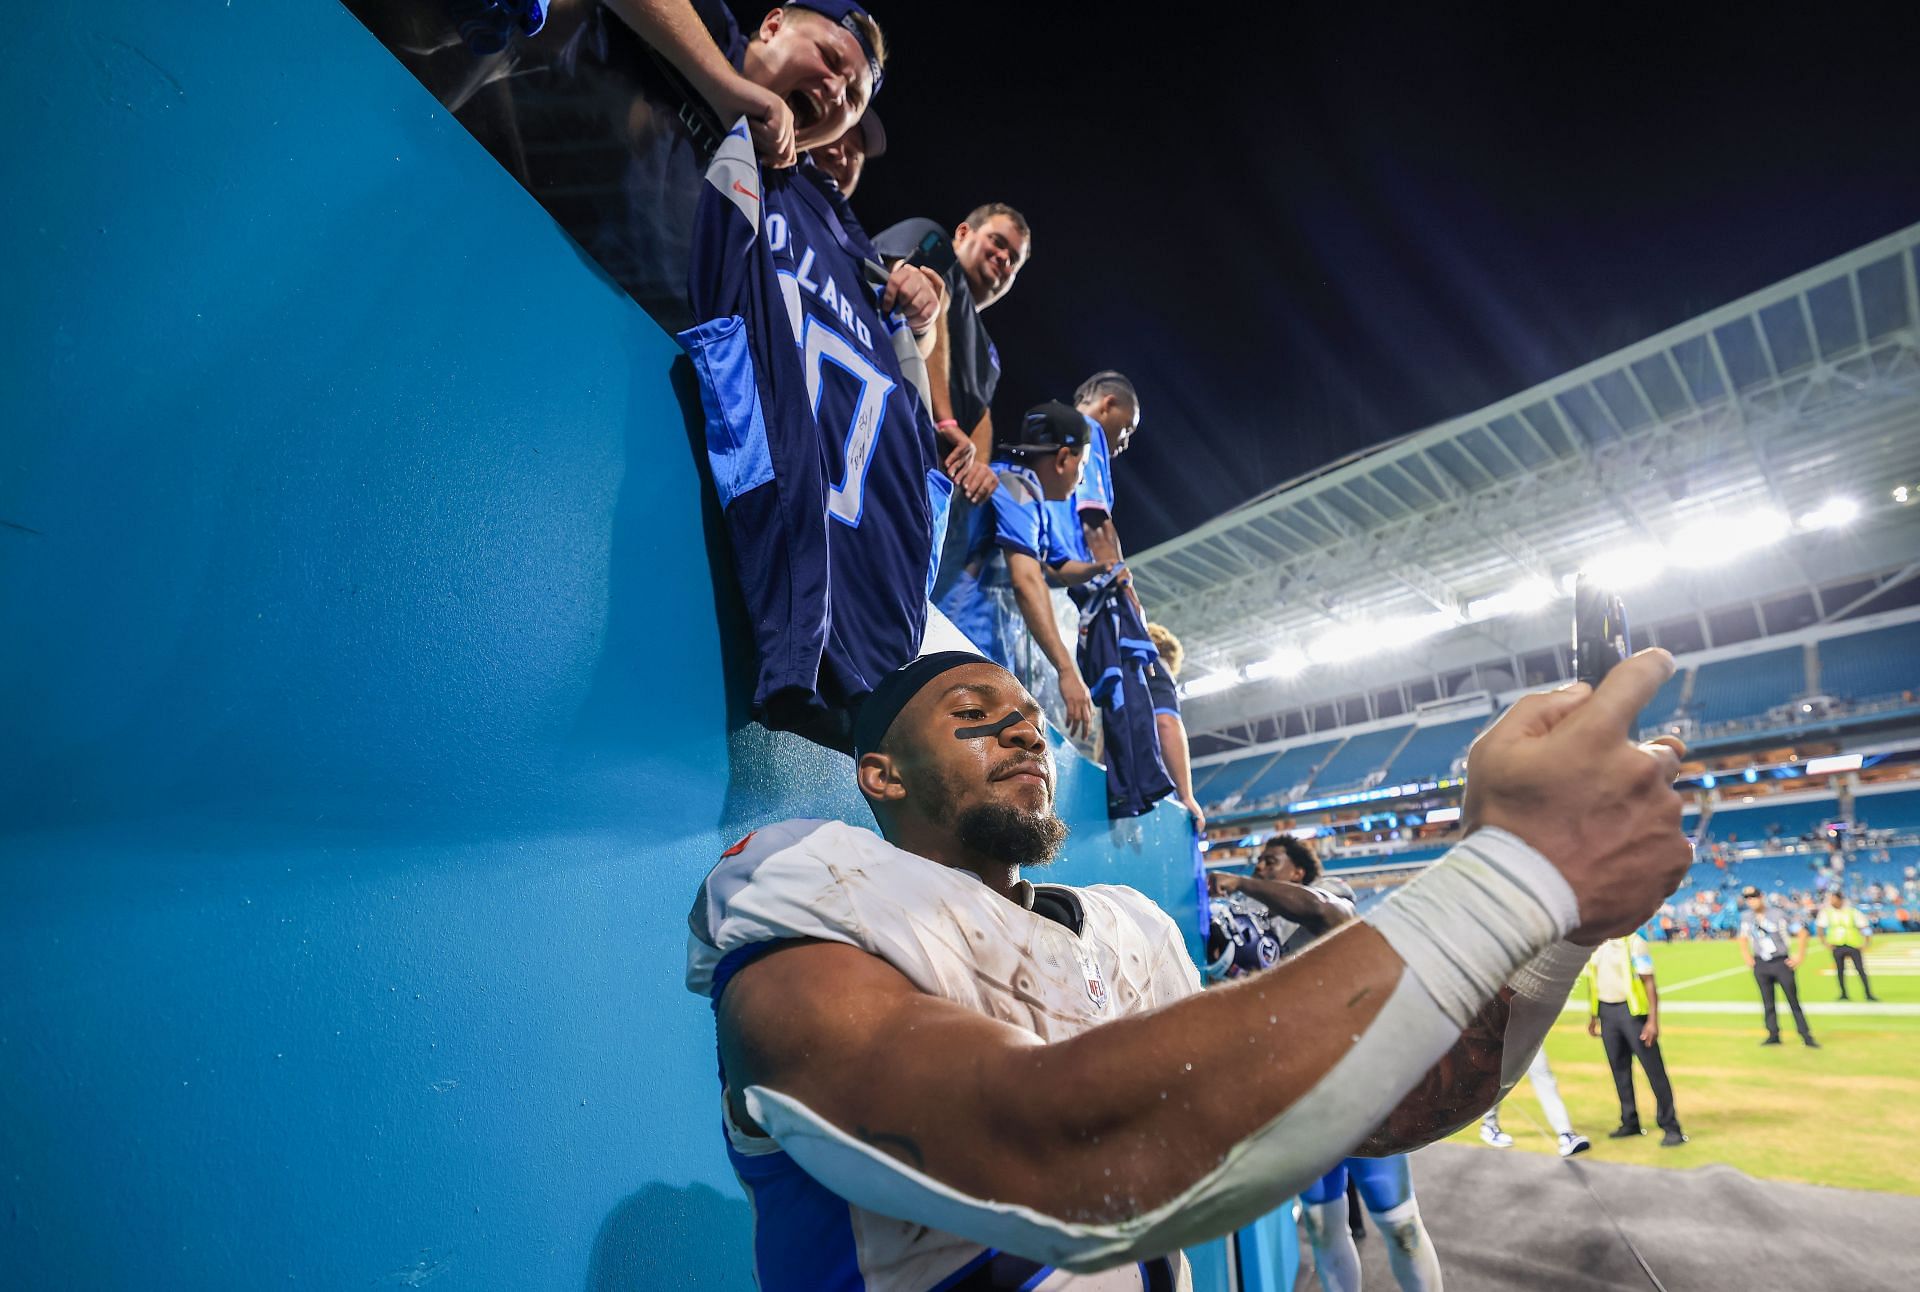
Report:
1447,932,1920,1194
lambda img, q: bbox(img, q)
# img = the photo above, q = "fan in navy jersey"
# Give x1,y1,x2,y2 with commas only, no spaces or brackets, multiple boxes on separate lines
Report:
679,109,954,748
936,402,1111,737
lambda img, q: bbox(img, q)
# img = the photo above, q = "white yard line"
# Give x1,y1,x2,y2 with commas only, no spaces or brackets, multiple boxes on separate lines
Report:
1659,965,1752,994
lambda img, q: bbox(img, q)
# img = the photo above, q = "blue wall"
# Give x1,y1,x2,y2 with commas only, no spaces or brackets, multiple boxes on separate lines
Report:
0,3,1205,1286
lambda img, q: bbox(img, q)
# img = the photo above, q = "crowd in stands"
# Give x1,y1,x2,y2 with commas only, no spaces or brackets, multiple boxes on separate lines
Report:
346,0,1203,821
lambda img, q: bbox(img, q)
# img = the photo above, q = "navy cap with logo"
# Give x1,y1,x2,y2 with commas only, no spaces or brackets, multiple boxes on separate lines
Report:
789,0,884,101
996,400,1089,462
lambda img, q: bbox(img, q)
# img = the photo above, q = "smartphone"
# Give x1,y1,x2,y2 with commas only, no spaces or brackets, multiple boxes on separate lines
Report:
1572,573,1630,687
908,228,957,278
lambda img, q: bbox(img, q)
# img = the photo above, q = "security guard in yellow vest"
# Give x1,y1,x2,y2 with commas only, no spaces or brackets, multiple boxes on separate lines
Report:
1579,933,1687,1146
1817,891,1878,1002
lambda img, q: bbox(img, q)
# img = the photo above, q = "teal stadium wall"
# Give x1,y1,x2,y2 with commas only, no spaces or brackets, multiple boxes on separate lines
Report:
0,2,1219,1286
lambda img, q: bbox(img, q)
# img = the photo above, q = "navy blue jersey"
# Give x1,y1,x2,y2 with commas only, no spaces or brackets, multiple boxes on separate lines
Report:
1146,658,1181,718
1074,572,1175,818
679,123,951,743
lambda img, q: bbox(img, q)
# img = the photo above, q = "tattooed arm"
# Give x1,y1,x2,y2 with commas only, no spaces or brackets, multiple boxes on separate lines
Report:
1352,989,1513,1155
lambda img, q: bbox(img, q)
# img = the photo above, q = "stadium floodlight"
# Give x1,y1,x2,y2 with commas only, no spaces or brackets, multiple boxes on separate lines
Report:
1700,773,1716,788
1179,671,1239,700
1244,646,1309,681
1667,508,1791,568
1798,497,1861,530
1580,543,1666,590
1307,623,1373,664
1467,578,1557,622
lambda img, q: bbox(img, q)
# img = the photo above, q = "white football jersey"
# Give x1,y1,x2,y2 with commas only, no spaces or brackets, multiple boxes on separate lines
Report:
686,818,1202,1291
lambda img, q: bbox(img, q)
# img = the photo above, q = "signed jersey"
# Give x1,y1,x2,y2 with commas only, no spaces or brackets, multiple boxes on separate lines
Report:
687,819,1201,1291
680,123,951,743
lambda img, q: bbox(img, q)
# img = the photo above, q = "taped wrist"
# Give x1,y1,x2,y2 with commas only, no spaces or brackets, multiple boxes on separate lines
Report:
1497,938,1591,1090
1364,828,1577,1029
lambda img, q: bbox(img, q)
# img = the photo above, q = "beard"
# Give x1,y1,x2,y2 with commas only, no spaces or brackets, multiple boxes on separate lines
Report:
953,801,1070,869
922,765,1070,868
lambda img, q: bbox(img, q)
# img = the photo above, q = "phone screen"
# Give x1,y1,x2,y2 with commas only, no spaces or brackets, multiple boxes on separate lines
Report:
1572,574,1629,687
909,228,957,278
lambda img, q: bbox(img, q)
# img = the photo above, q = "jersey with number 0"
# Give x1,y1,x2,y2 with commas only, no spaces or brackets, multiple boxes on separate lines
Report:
679,123,951,740
687,819,1201,1291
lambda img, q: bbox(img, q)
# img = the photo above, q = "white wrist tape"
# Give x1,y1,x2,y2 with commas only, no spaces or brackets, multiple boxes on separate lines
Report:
1363,827,1577,1029
1497,938,1592,1089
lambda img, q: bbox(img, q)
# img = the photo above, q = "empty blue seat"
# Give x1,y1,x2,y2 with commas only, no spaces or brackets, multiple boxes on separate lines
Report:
1232,738,1345,807
1377,717,1484,785
1688,647,1806,723
1818,621,1920,702
1309,727,1415,793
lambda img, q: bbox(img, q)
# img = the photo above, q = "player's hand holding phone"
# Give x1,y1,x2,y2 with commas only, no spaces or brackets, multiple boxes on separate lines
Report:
1461,649,1691,944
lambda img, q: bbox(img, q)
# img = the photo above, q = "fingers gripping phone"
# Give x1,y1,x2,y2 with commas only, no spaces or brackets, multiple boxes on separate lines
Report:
1573,574,1630,687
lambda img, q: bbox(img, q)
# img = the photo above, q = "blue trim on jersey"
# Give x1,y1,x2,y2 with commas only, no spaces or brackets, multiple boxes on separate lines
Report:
1075,417,1115,517
1118,636,1158,657
707,941,787,1005
729,1132,868,1291
1152,707,1181,717
678,314,776,507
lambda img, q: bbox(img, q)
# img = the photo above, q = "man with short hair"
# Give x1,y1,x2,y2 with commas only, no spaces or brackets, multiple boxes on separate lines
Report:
1739,885,1818,1047
938,402,1112,737
1583,932,1687,1146
688,649,1695,1287
876,204,1037,580
1817,889,1878,1002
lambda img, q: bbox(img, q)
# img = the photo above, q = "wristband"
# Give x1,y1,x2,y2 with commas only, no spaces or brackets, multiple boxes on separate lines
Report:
1364,827,1577,1029
935,419,962,432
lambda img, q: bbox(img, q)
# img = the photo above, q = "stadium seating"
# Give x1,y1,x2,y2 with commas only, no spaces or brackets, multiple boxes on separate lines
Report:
1376,716,1483,785
1686,646,1806,723
1636,666,1688,734
1709,796,1844,843
1232,738,1345,806
1857,788,1920,833
1196,750,1278,806
1818,620,1920,701
1308,727,1413,793
1689,645,1804,725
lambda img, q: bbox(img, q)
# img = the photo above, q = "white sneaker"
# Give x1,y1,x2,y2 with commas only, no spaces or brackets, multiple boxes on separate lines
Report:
1558,1132,1592,1158
1480,1121,1514,1148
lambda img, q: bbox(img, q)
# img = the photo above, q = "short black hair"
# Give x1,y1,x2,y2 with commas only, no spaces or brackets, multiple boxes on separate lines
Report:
1262,833,1320,884
1073,370,1137,412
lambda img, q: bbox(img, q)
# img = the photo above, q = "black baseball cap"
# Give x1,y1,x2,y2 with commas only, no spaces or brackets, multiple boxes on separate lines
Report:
998,401,1088,461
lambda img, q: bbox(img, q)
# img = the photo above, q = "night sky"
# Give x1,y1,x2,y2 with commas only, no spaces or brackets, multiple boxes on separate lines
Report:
848,3,1920,550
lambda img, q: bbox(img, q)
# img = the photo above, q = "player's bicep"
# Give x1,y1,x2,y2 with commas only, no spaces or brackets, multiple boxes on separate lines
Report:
716,940,1051,1192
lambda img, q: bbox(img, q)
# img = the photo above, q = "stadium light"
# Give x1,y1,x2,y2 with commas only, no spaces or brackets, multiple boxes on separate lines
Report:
1179,671,1239,700
1700,773,1716,789
1806,753,1863,775
1895,485,1911,504
1310,612,1454,664
1580,543,1666,590
1798,497,1861,530
1466,578,1558,622
1667,508,1790,568
1244,646,1309,681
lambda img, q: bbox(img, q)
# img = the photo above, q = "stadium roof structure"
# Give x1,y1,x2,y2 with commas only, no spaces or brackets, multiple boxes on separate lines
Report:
1135,223,1920,744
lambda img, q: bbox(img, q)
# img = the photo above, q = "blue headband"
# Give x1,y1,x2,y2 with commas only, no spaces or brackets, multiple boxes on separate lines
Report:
789,1,884,101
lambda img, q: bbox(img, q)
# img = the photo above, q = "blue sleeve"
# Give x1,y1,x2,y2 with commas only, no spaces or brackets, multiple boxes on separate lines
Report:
1076,421,1115,517
989,478,1043,561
